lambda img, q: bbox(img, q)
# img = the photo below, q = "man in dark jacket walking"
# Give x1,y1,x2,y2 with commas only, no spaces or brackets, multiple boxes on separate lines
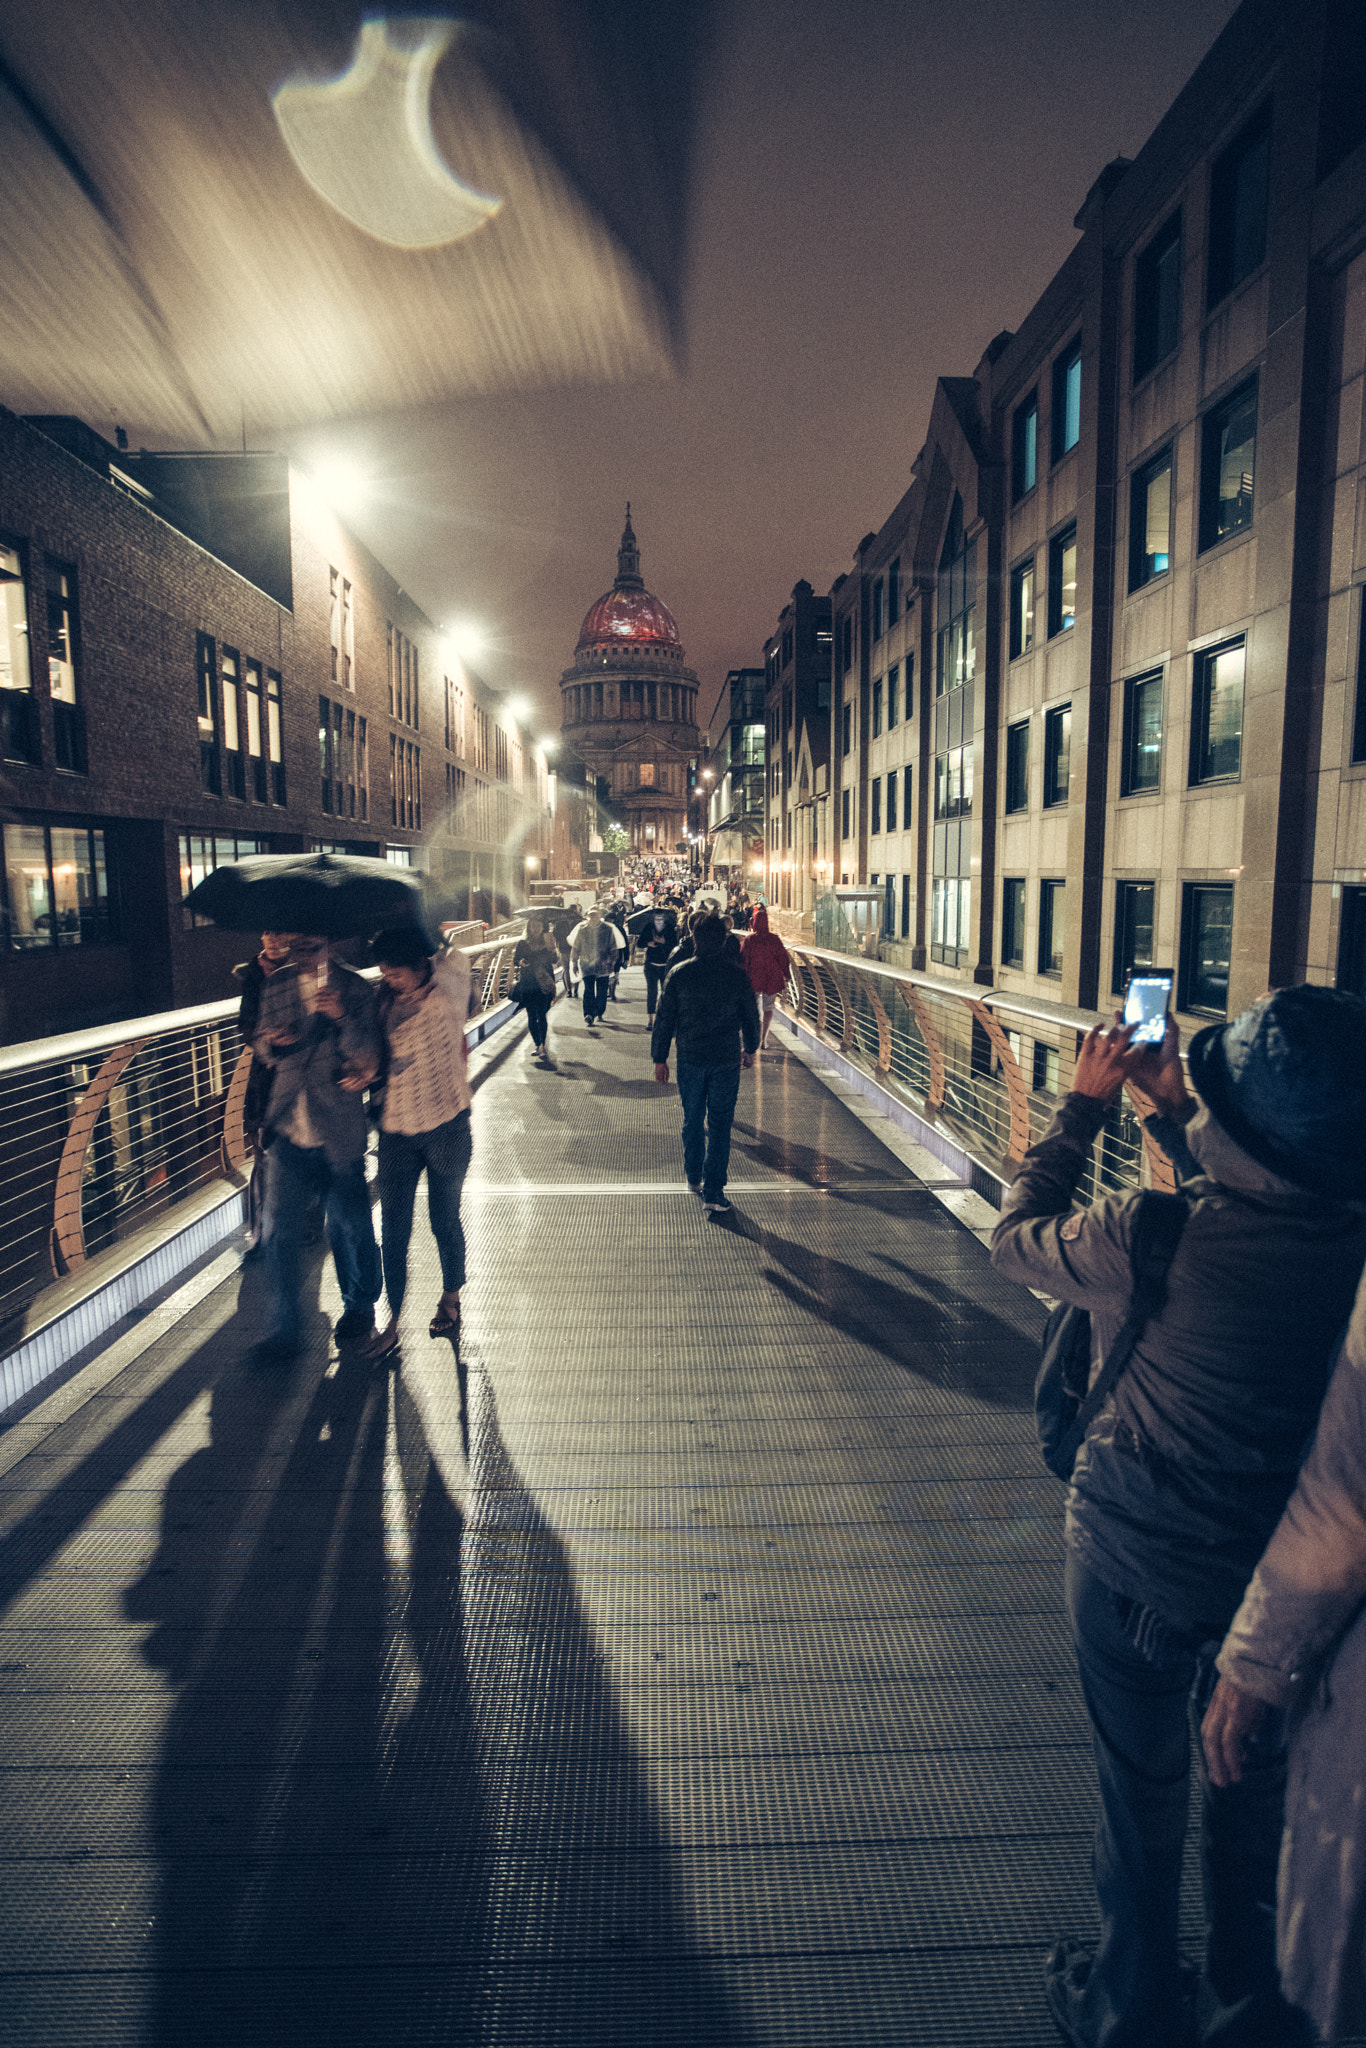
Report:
637,903,679,1023
990,986,1366,2048
651,915,759,1214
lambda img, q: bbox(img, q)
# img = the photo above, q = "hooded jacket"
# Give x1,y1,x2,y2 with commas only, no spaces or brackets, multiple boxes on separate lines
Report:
990,1091,1366,1638
740,907,791,995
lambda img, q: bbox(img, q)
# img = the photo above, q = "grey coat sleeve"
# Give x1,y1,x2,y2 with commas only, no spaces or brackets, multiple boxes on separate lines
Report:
1217,1282,1366,1707
989,1092,1137,1308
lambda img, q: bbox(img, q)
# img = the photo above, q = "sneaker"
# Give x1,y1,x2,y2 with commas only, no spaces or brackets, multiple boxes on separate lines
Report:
687,1180,703,1196
703,1194,733,1214
335,1307,376,1343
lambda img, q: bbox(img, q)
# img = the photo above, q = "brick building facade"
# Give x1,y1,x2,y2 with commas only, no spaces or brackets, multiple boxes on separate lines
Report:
0,412,549,1042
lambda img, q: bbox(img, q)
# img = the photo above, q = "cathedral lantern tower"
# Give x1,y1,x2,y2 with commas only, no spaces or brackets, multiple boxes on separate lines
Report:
559,507,700,856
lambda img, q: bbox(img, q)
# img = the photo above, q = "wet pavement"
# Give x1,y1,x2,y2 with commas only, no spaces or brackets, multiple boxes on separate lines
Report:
0,965,1135,2045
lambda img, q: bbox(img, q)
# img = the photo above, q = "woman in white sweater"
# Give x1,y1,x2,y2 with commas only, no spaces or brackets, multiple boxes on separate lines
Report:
367,927,472,1358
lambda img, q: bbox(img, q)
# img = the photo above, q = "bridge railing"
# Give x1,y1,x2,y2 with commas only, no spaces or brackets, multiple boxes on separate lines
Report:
0,934,526,1340
781,945,1175,1210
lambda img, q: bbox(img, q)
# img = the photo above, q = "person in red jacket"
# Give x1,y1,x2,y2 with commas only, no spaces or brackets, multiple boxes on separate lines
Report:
739,905,791,1052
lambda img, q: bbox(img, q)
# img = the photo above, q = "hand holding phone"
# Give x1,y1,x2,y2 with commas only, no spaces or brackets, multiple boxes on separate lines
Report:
1124,972,1172,1047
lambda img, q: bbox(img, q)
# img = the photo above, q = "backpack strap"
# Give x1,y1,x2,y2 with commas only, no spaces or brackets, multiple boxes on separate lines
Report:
1067,1189,1189,1449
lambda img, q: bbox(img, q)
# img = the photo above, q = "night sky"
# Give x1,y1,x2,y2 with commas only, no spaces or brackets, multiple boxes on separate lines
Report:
279,0,1238,739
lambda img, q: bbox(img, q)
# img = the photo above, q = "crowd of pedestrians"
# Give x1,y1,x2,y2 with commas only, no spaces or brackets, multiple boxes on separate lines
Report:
228,878,1366,2046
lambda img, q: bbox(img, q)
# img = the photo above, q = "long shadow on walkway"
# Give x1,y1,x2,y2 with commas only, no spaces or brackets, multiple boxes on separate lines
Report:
119,1331,756,2044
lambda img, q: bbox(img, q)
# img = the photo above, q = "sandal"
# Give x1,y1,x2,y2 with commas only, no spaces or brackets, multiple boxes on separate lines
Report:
429,1302,461,1339
364,1321,401,1362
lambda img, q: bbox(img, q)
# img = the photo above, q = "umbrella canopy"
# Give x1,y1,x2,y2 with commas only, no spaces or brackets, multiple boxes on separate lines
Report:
185,852,428,940
0,0,716,439
691,885,725,913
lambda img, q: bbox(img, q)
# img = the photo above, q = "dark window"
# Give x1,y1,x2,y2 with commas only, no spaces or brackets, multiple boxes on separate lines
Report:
888,559,901,624
1318,3,1366,183
1033,1041,1060,1093
196,632,220,794
903,766,913,830
1208,103,1271,308
1,821,111,949
321,695,333,812
1048,524,1078,636
872,578,884,642
886,662,899,728
842,701,852,755
1044,705,1071,807
781,628,793,668
1,539,39,765
1353,595,1366,762
841,788,851,840
1199,379,1257,551
1129,449,1172,589
1133,212,1182,381
1122,670,1164,794
1005,719,1030,812
1052,337,1082,462
871,777,882,834
1012,391,1038,501
1113,881,1156,992
1181,883,1234,1015
1191,639,1245,784
1002,877,1026,968
901,872,911,938
872,678,883,737
46,559,85,774
1009,558,1035,659
1039,879,1066,976
886,768,897,829
1338,886,1366,997
840,613,853,673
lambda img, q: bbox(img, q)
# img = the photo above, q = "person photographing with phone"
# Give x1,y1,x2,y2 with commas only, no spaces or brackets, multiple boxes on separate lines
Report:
990,984,1366,2048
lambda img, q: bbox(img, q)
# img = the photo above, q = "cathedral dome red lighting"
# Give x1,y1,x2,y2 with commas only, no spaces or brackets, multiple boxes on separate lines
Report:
575,585,681,652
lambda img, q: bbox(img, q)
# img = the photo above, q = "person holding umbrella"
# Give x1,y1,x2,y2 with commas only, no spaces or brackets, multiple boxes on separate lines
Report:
249,932,384,1361
366,928,473,1359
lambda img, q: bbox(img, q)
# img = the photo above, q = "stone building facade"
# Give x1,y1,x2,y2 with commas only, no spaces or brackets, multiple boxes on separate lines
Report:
818,0,1366,1034
558,510,700,857
762,580,833,917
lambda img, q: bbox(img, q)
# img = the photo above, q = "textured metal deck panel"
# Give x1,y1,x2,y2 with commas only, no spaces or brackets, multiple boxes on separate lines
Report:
0,975,1224,2044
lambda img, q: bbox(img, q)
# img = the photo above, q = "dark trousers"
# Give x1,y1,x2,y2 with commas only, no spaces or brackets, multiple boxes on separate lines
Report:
582,974,610,1022
375,1111,472,1318
1055,1552,1306,2048
523,992,551,1046
263,1136,380,1345
645,962,667,1014
676,1061,741,1197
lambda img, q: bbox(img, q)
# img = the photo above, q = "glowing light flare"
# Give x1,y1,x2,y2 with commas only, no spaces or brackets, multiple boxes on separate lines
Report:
308,456,368,516
272,17,502,250
443,620,485,662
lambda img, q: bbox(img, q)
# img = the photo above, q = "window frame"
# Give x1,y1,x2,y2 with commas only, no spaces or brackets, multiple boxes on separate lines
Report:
1198,377,1258,554
1133,210,1182,384
1112,879,1157,993
1180,881,1234,1017
1189,637,1245,787
1207,101,1272,311
1129,446,1173,591
1043,704,1072,809
1012,390,1038,502
1009,556,1036,660
1001,876,1026,969
1121,669,1164,796
1038,878,1066,978
1005,719,1030,814
1051,337,1082,464
1047,523,1078,638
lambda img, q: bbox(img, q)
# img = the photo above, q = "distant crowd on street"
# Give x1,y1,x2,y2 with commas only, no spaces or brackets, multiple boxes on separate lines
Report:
226,858,1366,2048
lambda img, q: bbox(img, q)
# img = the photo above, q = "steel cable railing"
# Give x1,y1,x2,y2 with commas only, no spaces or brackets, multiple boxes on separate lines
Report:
0,934,526,1338
782,945,1167,1210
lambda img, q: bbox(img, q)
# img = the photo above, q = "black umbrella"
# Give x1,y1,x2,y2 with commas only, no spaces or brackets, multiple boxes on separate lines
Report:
185,852,429,941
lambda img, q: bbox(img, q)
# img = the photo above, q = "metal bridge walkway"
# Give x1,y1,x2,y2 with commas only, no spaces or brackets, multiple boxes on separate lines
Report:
0,964,1112,2047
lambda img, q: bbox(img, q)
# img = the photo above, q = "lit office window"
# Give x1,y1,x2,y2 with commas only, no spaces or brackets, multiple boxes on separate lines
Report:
1113,881,1156,992
46,559,85,773
0,540,38,765
2,823,110,949
1052,338,1081,461
1012,391,1038,501
1044,705,1071,807
1122,671,1163,794
1130,449,1172,589
1200,380,1257,550
1010,559,1035,659
1039,879,1066,976
1048,526,1077,636
1191,640,1244,784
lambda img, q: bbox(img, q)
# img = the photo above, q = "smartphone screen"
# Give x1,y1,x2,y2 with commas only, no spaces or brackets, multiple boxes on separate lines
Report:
1124,972,1172,1045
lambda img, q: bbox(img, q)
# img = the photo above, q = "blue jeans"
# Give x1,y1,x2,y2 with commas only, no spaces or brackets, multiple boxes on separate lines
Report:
375,1112,472,1317
263,1136,381,1345
1054,1552,1306,2048
676,1062,741,1197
